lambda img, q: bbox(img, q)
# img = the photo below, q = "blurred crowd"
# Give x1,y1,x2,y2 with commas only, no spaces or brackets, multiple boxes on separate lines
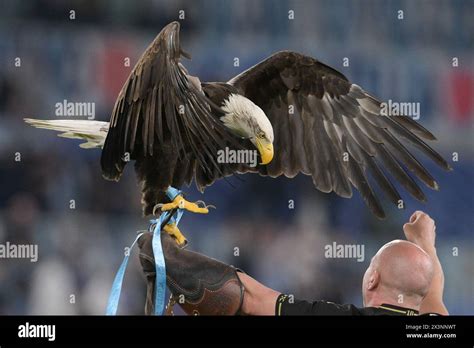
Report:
0,0,472,315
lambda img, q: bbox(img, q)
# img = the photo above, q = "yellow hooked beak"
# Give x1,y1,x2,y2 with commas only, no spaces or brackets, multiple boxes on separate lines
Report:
255,138,274,165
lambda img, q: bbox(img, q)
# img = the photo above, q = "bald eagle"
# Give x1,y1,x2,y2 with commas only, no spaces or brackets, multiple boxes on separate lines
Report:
26,21,451,238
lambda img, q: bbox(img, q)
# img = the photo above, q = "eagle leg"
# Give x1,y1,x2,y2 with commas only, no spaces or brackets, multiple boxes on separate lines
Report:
163,223,187,247
157,195,213,214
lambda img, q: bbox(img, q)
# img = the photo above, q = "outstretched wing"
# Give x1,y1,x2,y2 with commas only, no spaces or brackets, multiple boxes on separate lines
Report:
229,51,451,218
101,22,238,182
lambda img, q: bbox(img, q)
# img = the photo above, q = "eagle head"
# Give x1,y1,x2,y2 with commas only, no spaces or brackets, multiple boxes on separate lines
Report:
220,94,274,165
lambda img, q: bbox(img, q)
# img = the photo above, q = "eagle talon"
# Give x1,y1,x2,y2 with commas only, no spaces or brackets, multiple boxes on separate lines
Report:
163,223,187,247
195,200,216,210
160,194,211,214
152,204,164,216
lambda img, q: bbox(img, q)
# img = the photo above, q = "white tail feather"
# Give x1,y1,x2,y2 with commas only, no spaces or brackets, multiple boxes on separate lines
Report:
24,118,109,149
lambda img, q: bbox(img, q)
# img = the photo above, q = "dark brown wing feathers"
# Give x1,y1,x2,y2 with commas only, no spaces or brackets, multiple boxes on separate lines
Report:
101,22,240,189
230,51,451,218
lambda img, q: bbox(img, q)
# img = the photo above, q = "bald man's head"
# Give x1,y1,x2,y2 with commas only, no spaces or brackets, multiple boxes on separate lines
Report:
362,240,434,310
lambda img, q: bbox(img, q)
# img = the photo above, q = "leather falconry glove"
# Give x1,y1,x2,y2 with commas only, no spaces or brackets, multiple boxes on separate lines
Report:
137,231,245,315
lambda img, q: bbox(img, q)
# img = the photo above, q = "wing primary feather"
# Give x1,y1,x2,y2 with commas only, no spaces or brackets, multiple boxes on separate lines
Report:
392,116,437,141
347,138,402,206
376,144,427,202
148,86,157,155
156,84,163,144
142,94,151,155
346,148,385,219
384,117,452,171
381,129,439,190
129,99,142,153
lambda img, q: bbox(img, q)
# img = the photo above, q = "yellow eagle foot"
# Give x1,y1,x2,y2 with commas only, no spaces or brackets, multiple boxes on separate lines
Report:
163,223,187,247
156,195,215,214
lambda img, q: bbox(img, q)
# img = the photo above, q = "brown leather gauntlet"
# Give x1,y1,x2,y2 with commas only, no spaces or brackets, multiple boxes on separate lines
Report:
137,231,245,315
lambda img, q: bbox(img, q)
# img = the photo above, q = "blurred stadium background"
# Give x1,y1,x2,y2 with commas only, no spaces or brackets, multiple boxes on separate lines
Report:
0,0,472,315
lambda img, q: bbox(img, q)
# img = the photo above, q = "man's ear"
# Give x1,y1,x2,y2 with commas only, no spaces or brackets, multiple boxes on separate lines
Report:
367,270,380,290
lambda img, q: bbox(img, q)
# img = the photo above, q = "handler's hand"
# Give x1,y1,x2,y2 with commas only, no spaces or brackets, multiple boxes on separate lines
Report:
403,210,436,251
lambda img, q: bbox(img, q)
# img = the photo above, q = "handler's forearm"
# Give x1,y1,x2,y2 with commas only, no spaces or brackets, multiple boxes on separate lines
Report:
420,246,448,315
237,272,280,315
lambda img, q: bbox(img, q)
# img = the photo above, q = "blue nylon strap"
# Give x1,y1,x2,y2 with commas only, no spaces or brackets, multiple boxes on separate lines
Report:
165,186,181,201
151,216,166,315
105,232,144,315
106,186,184,315
150,186,182,315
